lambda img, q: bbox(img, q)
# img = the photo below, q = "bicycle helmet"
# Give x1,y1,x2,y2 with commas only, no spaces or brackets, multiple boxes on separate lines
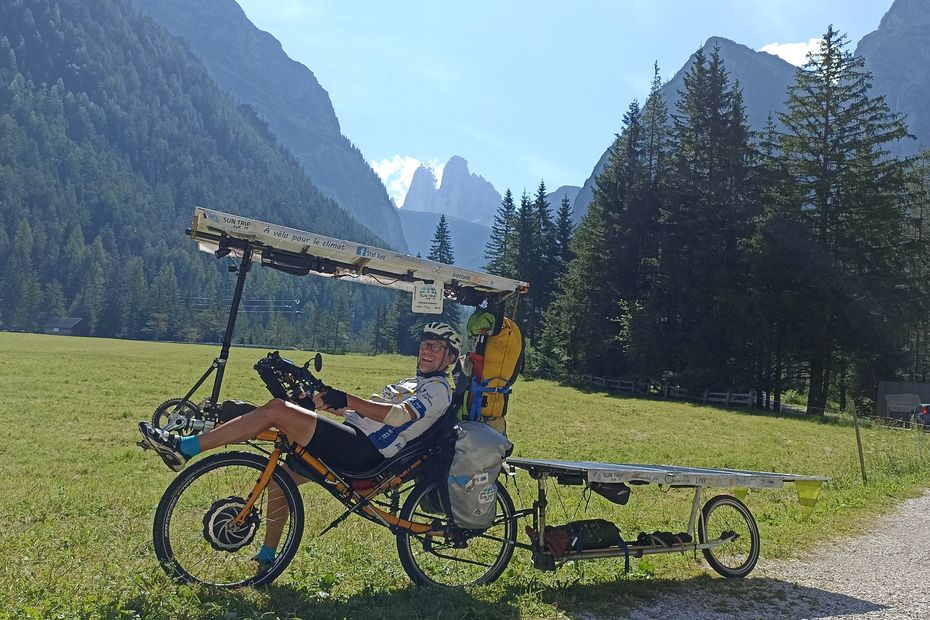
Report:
421,322,462,356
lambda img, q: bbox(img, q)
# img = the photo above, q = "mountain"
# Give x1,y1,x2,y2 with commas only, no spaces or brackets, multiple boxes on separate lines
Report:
546,185,581,209
856,0,930,156
401,156,501,226
396,211,491,271
0,0,384,341
546,185,582,223
133,0,408,251
573,36,797,221
403,165,441,215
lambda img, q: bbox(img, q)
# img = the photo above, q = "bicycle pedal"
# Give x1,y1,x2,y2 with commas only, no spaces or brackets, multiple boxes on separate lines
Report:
138,440,150,450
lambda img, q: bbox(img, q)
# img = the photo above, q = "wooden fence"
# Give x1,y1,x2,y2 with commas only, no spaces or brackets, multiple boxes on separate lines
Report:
573,374,754,408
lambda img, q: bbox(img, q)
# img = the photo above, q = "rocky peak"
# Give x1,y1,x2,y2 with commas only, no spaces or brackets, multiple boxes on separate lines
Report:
403,165,438,211
402,156,501,226
876,0,930,30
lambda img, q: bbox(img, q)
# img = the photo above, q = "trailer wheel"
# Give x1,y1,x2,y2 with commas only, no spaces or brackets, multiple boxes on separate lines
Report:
698,494,760,578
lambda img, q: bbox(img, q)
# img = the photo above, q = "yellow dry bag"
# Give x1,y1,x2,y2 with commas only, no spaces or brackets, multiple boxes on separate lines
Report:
469,317,524,419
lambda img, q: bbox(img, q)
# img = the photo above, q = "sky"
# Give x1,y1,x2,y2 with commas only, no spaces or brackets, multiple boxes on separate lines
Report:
235,0,894,207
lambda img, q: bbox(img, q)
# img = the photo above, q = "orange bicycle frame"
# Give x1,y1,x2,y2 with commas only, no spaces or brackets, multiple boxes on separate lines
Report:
233,430,436,535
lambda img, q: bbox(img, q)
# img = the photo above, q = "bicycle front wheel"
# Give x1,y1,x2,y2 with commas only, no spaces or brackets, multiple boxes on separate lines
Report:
152,451,304,588
396,480,516,587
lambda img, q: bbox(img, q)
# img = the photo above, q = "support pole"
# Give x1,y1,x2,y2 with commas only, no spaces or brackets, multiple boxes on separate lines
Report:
851,401,868,485
210,247,253,406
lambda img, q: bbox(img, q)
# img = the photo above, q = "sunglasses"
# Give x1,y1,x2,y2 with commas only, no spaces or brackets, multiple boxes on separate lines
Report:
419,341,448,353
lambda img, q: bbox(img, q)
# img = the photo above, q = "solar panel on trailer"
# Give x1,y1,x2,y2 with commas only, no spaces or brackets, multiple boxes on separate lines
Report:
506,458,829,490
188,207,529,296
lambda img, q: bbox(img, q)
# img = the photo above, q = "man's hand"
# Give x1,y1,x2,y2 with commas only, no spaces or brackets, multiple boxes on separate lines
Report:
315,386,348,411
295,392,315,410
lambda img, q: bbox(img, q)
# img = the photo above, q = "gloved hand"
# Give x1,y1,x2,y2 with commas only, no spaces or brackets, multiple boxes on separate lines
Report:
320,386,348,410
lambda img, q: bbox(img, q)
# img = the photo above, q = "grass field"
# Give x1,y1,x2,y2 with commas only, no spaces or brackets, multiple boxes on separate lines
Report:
3,332,930,619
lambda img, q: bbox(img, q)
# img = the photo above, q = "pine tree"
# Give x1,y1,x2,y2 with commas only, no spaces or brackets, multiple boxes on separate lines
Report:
554,195,574,266
530,180,558,338
512,191,539,339
540,100,652,376
0,220,42,329
392,290,419,355
369,303,396,354
642,62,672,182
44,280,66,319
427,214,461,329
617,64,672,378
658,45,757,388
777,26,914,414
743,115,797,410
428,214,454,264
540,199,612,375
149,262,180,339
485,189,517,276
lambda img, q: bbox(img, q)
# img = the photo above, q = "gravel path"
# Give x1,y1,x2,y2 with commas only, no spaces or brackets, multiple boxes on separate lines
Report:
621,490,930,619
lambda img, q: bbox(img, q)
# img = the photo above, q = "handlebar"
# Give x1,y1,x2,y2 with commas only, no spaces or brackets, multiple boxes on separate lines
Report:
254,351,326,405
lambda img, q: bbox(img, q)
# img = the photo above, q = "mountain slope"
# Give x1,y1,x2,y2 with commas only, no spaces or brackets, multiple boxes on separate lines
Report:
547,185,581,211
134,0,408,250
573,37,796,221
856,0,930,156
0,0,383,340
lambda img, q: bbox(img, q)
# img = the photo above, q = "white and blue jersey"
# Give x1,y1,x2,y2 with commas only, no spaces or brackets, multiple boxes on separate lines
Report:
343,374,452,458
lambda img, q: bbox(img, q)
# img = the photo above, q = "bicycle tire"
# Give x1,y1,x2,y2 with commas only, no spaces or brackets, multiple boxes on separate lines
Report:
396,479,516,587
698,494,760,578
152,451,304,588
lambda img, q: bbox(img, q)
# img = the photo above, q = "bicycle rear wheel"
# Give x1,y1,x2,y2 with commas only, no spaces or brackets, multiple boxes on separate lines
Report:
152,451,304,588
396,480,516,587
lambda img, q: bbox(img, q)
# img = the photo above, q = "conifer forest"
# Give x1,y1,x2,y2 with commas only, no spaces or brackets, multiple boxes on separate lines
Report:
1,0,927,414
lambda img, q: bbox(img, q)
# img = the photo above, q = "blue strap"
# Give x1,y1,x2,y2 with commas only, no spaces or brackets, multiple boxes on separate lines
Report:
618,534,630,573
468,378,512,421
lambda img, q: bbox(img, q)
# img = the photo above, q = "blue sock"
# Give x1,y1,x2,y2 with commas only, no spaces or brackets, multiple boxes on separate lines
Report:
256,544,276,564
179,435,201,457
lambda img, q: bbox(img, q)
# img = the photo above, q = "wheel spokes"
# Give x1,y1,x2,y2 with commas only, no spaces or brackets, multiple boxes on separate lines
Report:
165,463,295,586
706,505,753,569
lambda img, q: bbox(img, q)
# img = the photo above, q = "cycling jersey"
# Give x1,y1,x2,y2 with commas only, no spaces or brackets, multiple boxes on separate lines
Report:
343,374,452,458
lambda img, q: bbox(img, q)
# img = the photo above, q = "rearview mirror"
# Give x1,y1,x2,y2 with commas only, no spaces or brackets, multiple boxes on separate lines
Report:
314,352,323,372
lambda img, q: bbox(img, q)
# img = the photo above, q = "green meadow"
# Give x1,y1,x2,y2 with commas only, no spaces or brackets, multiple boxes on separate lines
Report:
2,332,929,619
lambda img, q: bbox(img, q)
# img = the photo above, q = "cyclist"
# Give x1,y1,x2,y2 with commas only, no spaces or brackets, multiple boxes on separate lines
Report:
139,322,462,565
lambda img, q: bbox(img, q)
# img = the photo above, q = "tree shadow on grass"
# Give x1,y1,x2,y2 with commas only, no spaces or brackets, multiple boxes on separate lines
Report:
143,581,520,620
93,572,883,620
530,574,885,619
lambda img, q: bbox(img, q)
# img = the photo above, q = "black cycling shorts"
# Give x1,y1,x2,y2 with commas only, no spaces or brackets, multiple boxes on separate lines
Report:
302,414,384,471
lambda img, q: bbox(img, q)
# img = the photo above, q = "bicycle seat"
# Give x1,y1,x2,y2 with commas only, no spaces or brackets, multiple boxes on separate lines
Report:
331,408,458,480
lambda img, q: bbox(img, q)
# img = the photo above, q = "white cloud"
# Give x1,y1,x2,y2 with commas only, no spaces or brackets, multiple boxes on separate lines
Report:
371,155,445,207
760,38,821,67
